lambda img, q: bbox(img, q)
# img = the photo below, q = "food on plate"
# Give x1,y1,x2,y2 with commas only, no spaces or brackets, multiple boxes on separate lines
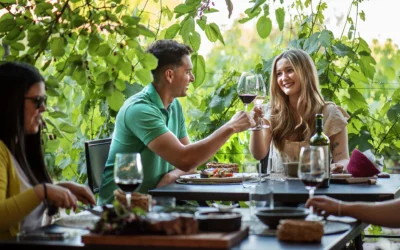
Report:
200,167,235,178
158,205,198,214
206,161,239,172
145,212,198,235
92,203,198,236
277,219,323,242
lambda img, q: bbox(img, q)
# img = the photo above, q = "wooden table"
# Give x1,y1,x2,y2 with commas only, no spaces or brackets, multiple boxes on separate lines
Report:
149,174,400,203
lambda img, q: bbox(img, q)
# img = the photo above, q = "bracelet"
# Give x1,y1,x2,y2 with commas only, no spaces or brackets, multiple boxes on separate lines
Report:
338,201,342,216
42,182,58,216
42,182,48,205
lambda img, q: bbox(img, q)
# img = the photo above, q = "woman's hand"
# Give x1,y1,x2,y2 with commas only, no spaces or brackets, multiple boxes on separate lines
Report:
57,181,96,206
330,163,345,174
306,195,343,217
252,105,263,118
34,183,78,210
251,106,264,126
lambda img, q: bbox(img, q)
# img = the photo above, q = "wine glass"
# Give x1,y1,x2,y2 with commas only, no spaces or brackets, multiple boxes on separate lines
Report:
114,153,143,208
298,146,325,221
237,72,257,112
250,74,269,130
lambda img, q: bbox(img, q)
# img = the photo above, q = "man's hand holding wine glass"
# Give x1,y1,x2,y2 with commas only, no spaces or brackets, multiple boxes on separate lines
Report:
237,72,269,131
226,111,256,133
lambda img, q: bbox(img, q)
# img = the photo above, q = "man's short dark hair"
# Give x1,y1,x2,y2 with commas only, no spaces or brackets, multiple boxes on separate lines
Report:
146,40,193,82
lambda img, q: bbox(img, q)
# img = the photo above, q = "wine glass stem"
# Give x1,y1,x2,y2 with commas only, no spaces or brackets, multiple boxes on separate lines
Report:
309,188,315,217
244,104,248,112
126,192,132,208
269,180,275,209
269,190,274,209
309,188,314,198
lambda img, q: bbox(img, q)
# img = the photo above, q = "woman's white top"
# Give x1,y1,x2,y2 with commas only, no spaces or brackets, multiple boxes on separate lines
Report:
263,102,350,174
11,154,46,232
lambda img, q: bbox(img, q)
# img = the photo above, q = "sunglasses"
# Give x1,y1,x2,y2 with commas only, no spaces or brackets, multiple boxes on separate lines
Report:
25,95,47,109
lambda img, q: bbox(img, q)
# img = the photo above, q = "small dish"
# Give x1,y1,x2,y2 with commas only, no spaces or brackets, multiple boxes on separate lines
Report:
255,207,309,229
212,203,239,212
195,211,242,232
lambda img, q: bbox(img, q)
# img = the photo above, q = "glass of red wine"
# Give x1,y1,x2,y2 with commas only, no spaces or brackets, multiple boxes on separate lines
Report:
298,146,325,221
114,153,143,208
237,72,257,112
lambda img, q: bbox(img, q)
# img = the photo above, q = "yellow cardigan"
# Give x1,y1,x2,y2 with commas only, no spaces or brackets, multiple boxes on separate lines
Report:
0,140,41,239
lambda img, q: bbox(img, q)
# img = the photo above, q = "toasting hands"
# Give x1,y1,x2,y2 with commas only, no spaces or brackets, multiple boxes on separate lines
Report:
226,111,256,133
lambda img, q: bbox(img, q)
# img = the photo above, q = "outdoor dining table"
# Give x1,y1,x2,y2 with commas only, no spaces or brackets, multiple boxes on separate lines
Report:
147,174,400,250
148,174,400,203
0,208,367,250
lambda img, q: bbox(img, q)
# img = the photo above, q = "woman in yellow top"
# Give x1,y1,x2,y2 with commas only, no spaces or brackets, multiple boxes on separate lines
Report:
250,49,350,174
0,62,96,239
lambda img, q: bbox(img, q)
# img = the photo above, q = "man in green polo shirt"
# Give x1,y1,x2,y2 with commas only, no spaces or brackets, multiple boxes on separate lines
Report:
98,39,254,205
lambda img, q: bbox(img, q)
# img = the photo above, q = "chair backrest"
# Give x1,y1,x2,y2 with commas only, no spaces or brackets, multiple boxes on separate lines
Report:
84,138,112,194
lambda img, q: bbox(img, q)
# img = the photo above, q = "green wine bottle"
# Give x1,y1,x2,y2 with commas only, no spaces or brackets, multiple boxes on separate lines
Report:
310,114,330,188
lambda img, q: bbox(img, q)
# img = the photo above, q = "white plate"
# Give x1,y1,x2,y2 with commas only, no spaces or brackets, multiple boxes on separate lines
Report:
331,175,377,184
179,173,248,183
54,211,100,229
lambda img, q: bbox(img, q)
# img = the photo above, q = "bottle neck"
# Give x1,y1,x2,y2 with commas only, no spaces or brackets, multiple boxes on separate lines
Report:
316,118,323,133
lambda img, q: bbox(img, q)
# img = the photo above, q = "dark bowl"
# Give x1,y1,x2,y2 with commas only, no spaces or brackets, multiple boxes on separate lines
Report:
195,211,242,232
255,207,309,229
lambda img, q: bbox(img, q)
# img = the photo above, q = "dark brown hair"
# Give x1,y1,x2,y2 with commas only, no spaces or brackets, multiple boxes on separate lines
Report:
0,62,51,185
146,39,193,83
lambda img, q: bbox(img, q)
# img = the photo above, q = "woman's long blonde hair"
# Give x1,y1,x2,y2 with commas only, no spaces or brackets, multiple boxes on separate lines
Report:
269,49,325,151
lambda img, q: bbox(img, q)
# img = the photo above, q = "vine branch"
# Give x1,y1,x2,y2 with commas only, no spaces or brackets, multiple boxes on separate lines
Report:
154,0,163,40
340,2,353,40
375,117,398,155
308,0,322,37
34,0,71,62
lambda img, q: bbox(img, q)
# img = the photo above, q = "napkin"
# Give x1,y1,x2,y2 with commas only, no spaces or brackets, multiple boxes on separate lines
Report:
347,149,381,177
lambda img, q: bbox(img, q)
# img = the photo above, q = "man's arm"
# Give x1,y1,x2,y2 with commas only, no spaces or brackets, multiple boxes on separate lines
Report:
155,136,196,188
148,111,253,172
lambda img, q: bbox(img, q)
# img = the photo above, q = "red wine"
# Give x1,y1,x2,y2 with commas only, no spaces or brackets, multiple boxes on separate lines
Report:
239,94,257,104
302,179,322,188
116,180,142,192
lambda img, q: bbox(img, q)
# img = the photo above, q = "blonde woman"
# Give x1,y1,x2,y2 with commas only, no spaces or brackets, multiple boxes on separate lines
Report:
249,49,350,175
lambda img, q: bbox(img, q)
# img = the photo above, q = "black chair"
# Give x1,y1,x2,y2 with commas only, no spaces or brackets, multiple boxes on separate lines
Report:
84,138,112,194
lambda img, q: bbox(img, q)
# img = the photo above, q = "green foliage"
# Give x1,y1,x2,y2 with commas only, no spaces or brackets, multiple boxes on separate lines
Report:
1,0,399,184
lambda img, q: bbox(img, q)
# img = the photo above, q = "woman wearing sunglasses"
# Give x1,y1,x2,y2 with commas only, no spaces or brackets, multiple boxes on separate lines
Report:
0,62,96,239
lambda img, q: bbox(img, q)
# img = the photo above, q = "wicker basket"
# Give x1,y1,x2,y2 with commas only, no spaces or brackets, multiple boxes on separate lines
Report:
130,192,151,212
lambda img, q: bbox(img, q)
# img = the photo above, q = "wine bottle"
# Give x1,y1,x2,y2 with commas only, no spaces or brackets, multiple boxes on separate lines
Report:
310,114,330,188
